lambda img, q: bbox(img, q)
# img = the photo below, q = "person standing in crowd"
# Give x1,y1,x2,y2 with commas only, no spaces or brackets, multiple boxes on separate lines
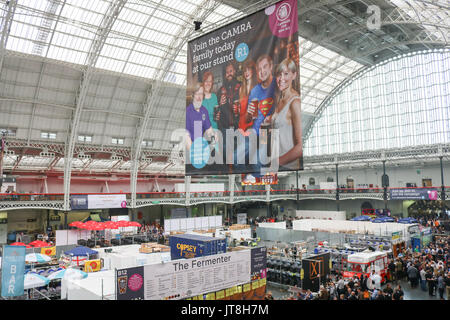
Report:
407,263,419,288
370,270,382,290
445,271,450,300
426,268,436,296
383,283,394,300
336,276,345,296
437,271,446,299
393,284,404,300
420,265,428,291
268,58,302,170
396,258,403,281
185,83,215,152
388,259,396,282
360,274,368,291
201,71,219,131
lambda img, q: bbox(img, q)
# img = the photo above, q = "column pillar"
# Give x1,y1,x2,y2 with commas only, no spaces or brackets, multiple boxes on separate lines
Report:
335,163,340,211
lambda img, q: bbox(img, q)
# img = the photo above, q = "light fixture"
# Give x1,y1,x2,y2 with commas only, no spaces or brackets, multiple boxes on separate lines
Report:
194,21,202,31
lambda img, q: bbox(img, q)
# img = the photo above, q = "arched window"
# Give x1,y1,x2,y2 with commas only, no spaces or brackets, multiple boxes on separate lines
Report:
305,50,450,156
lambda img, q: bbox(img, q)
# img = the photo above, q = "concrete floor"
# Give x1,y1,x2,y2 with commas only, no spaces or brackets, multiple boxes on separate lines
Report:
267,279,448,300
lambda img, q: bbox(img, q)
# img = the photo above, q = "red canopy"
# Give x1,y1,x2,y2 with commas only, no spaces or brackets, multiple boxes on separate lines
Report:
128,221,142,227
102,221,119,229
69,221,84,227
29,240,50,247
83,222,105,231
10,242,32,248
115,220,130,227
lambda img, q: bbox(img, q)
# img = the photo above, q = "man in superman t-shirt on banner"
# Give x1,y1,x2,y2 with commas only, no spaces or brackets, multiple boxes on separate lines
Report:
237,54,277,176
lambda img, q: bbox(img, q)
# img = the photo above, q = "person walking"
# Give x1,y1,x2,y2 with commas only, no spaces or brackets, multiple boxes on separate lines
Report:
407,264,419,288
420,266,427,291
336,276,345,296
426,269,436,296
445,271,450,300
437,272,445,299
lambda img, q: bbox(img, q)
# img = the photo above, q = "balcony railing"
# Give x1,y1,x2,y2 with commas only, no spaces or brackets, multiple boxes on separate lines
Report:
0,186,448,210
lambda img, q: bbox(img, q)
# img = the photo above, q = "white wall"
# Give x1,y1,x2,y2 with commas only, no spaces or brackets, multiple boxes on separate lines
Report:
296,210,346,220
258,221,286,229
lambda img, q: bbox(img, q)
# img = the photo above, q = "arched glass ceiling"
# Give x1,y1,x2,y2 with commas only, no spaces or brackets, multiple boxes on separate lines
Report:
3,0,365,114
5,0,239,85
305,49,450,156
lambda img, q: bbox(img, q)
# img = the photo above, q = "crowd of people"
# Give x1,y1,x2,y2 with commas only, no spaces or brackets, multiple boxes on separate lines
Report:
138,222,166,244
264,229,450,300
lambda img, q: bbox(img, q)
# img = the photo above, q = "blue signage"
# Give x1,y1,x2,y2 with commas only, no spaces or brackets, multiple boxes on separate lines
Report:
1,245,26,297
390,188,439,200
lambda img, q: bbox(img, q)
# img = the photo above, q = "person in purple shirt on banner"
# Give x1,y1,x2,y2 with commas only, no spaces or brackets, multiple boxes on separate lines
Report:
186,82,215,151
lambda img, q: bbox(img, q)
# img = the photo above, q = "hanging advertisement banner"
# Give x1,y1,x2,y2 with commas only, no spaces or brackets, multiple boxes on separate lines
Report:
185,0,301,176
144,250,251,300
237,213,247,225
71,194,127,210
116,266,145,300
241,173,278,185
250,246,267,274
1,245,26,297
389,188,439,200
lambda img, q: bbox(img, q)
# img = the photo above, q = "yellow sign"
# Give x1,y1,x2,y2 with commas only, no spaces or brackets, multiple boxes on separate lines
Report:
192,296,198,300
206,293,215,300
301,269,304,280
84,259,101,272
243,283,251,292
251,281,259,290
41,246,56,256
260,278,266,286
226,288,233,297
237,285,242,293
196,295,203,300
216,290,225,299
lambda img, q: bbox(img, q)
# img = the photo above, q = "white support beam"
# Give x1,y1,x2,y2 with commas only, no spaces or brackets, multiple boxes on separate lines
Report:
229,174,235,203
130,0,220,209
63,0,127,211
185,175,191,207
0,0,17,74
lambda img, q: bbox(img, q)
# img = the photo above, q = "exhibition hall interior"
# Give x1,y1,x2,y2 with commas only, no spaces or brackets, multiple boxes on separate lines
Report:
0,0,449,302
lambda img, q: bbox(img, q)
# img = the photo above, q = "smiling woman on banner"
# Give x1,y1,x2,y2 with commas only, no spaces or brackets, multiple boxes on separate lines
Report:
268,58,302,170
202,71,219,130
185,83,216,152
238,59,258,133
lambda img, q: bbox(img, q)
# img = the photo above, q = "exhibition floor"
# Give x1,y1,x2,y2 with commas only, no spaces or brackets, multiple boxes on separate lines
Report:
266,279,445,300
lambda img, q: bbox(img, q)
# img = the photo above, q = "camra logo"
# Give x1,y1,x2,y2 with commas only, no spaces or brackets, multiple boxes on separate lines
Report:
276,3,291,21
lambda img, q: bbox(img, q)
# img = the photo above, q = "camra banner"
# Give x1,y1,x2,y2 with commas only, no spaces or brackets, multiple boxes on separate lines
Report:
186,0,301,176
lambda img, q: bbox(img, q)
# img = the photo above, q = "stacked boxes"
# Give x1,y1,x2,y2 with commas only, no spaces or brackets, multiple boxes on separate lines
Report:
229,224,250,230
139,243,171,254
169,234,227,260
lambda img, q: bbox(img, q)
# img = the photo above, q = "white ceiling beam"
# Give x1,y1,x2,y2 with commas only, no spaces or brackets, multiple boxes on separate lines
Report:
63,0,127,211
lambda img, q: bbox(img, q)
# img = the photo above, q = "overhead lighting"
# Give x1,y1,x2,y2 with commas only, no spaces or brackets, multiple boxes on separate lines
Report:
306,18,311,23
344,38,349,42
